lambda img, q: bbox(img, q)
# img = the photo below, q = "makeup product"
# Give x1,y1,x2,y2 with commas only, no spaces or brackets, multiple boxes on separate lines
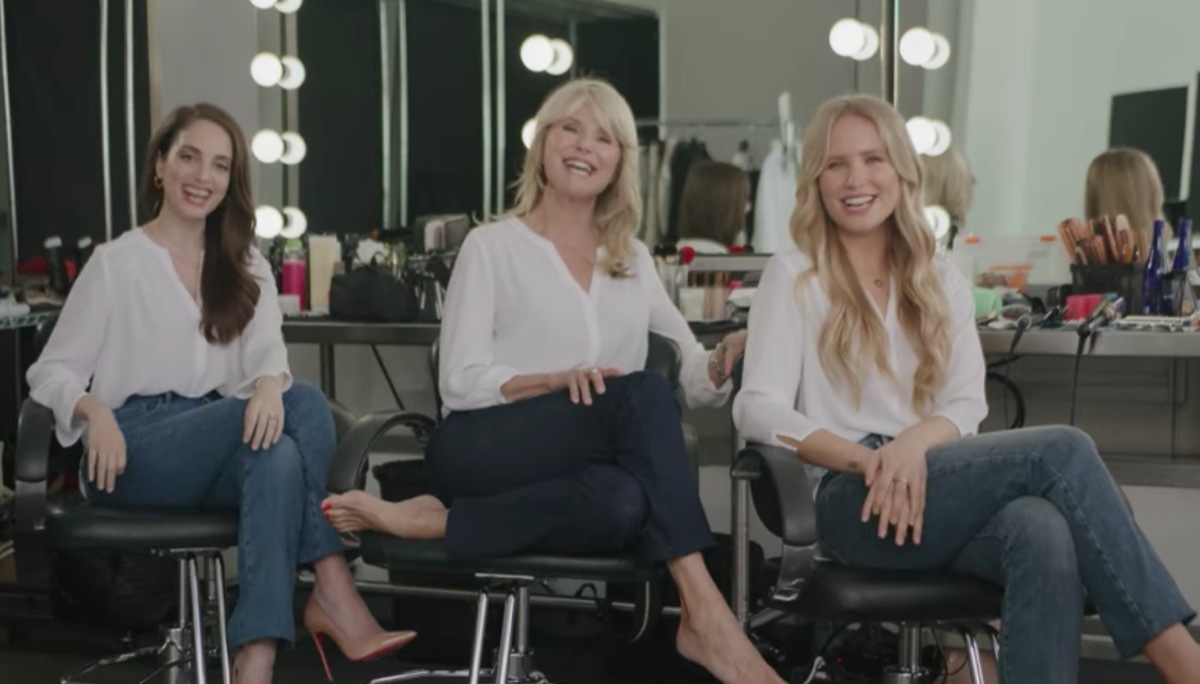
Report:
1142,219,1166,314
43,236,67,294
281,239,307,311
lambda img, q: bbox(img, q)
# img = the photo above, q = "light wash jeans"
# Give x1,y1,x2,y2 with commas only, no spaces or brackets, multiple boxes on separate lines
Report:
815,426,1195,684
82,381,346,650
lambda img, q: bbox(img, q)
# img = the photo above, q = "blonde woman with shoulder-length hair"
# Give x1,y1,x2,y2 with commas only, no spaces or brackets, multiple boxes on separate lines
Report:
323,79,779,684
734,94,1200,683
1085,147,1170,249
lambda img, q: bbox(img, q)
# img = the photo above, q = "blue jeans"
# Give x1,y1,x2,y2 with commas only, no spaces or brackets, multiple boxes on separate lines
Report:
426,372,715,563
815,426,1194,684
82,381,345,650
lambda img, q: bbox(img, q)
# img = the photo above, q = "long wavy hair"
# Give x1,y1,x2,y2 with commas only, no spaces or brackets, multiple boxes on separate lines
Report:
790,94,951,413
139,103,259,345
509,78,641,277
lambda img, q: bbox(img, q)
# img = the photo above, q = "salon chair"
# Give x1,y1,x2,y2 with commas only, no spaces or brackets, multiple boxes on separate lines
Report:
325,333,699,684
11,312,355,684
729,361,1130,684
14,398,238,684
728,361,1001,684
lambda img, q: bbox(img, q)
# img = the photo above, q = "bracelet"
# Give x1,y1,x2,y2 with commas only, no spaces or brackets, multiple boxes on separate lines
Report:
709,344,728,383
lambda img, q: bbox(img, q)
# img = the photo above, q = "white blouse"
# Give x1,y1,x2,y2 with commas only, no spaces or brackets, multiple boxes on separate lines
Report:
27,228,292,446
733,249,987,450
439,217,730,413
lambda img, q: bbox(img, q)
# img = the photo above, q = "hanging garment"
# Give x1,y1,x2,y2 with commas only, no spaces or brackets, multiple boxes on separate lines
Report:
752,139,797,254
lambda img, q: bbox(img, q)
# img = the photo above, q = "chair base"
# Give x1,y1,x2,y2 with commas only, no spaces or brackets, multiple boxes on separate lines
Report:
369,575,555,684
368,667,553,684
60,550,231,684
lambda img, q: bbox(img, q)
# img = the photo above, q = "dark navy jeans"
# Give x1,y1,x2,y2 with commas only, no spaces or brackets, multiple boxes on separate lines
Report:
83,381,345,650
425,371,715,563
816,426,1194,683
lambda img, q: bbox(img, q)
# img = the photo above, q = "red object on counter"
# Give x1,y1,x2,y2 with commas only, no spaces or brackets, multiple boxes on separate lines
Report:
679,246,696,265
728,245,746,253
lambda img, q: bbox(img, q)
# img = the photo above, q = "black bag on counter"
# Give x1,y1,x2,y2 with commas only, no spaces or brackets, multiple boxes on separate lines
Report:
329,265,419,323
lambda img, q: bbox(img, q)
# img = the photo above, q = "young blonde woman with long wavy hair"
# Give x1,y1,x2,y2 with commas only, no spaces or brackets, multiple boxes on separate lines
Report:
734,94,1200,683
323,79,779,684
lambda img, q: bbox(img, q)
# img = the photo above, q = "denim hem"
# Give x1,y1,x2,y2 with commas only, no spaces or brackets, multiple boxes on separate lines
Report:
1116,608,1197,660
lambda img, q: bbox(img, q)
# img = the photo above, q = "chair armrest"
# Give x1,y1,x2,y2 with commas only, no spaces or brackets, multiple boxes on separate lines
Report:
14,399,55,588
732,443,818,548
327,411,437,494
732,442,820,607
14,399,54,534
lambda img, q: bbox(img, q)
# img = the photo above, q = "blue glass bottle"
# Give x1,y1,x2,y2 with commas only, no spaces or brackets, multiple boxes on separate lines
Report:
1142,219,1165,314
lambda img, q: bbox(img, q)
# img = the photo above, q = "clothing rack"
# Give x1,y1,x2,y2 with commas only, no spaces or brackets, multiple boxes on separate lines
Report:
634,91,797,172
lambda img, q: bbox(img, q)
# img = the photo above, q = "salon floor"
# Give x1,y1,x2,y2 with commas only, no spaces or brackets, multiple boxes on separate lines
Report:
0,619,1166,684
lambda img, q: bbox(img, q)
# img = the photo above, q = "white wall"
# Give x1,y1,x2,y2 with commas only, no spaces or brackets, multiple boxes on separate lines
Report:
614,0,931,162
151,0,260,141
961,0,1200,237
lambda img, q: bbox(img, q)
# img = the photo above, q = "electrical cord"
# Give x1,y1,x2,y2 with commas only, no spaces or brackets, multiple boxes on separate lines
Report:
370,344,407,411
1069,332,1088,426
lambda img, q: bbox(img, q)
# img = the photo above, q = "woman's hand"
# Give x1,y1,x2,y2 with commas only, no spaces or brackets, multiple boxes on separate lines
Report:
244,376,285,450
710,329,748,387
548,367,622,406
861,436,929,546
85,405,126,494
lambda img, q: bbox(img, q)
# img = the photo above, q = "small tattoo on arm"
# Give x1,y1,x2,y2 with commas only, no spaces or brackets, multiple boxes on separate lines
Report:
849,460,860,471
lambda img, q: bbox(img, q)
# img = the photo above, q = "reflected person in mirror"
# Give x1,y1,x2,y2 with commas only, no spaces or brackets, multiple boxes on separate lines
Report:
322,78,788,683
1085,146,1171,253
734,93,1200,684
676,160,752,254
25,103,415,684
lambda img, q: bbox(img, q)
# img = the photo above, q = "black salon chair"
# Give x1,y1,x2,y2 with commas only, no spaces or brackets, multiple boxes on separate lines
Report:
727,357,1004,684
731,444,1002,684
14,399,238,684
325,333,699,684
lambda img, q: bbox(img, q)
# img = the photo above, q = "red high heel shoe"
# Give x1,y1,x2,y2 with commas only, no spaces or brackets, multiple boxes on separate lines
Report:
304,598,417,681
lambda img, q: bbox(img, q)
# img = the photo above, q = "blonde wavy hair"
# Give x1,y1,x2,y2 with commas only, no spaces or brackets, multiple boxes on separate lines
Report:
1085,147,1168,240
509,78,641,277
791,94,951,413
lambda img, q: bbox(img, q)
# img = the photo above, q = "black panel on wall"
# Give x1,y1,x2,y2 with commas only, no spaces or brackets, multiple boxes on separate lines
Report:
298,0,382,235
407,0,483,221
500,14,568,209
7,0,105,262
575,17,659,126
6,0,149,258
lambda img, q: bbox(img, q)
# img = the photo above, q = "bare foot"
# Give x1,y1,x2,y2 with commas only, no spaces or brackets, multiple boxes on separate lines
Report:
322,492,448,539
676,610,785,684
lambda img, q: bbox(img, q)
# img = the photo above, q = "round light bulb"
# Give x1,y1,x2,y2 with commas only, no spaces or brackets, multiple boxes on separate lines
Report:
925,205,952,240
279,56,306,90
274,0,303,14
248,0,275,8
929,120,953,156
252,129,284,164
899,27,937,67
829,18,867,58
906,117,937,155
250,53,283,87
924,34,952,70
280,132,307,165
280,206,308,238
520,35,554,73
521,118,538,149
851,23,880,61
546,39,574,76
255,206,284,238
